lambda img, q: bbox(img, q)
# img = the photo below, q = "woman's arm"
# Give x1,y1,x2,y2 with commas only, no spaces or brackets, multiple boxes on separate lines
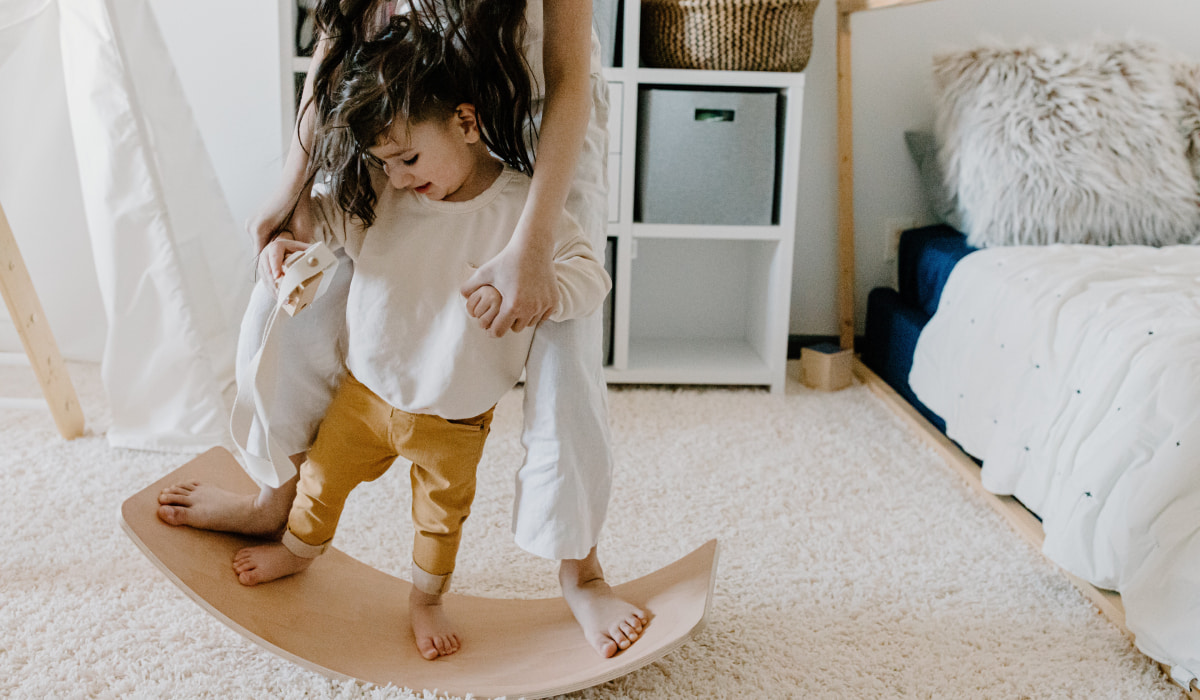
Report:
462,0,595,337
246,34,330,252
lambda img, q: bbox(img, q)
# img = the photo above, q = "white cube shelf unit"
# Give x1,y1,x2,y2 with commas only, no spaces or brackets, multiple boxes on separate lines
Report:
604,5,804,394
278,1,804,394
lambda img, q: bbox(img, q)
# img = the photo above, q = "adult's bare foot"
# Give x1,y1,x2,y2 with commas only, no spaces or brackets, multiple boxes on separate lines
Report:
157,481,290,538
232,542,314,585
156,456,302,538
409,588,461,660
560,548,649,658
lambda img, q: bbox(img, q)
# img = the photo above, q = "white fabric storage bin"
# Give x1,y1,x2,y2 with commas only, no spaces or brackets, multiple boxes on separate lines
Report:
635,87,778,225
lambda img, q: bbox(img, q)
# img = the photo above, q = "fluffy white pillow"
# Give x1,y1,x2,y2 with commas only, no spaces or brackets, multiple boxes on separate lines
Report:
933,39,1200,247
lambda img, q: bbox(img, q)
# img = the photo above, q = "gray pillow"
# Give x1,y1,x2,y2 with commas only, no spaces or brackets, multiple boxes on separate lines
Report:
904,130,965,232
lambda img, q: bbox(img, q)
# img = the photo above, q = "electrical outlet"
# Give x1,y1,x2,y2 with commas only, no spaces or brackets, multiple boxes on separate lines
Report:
884,217,916,261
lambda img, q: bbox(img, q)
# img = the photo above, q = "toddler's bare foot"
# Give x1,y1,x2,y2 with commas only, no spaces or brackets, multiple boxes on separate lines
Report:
409,588,460,660
232,543,313,585
156,480,293,538
561,551,649,658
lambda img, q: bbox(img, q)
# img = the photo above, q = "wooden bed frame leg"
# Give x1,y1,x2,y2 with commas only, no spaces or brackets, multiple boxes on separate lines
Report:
836,7,857,352
0,200,86,440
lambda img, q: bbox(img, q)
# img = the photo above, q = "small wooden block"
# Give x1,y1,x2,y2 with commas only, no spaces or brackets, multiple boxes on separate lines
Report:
800,343,854,391
120,448,718,699
282,270,323,316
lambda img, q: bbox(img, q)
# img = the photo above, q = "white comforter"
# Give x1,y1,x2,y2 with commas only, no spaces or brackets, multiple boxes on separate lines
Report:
909,244,1200,682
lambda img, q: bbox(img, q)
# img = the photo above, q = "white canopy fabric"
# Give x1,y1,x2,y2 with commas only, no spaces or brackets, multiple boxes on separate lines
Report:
1,0,251,451
0,0,106,361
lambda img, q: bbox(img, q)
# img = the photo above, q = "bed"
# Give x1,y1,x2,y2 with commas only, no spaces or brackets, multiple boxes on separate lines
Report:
841,6,1200,691
861,225,975,433
863,225,1200,691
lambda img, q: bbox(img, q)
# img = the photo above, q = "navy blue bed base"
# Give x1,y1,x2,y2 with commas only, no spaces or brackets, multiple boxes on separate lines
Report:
862,225,977,432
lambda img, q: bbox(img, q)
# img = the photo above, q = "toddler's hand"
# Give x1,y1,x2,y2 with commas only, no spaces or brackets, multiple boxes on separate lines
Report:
460,235,557,337
259,236,311,285
466,285,504,332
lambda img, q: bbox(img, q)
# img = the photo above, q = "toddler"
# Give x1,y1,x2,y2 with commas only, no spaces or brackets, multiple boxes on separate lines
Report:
231,18,610,660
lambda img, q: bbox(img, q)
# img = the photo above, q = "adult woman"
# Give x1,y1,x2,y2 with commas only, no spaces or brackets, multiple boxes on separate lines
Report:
158,0,646,658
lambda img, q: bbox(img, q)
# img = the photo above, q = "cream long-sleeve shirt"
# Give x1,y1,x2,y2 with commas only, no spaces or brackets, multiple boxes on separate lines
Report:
312,166,610,419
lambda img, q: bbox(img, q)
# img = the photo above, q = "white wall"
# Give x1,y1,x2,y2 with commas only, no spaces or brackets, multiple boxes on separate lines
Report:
150,0,287,233
792,0,1200,336
147,0,1200,339
11,1,1192,364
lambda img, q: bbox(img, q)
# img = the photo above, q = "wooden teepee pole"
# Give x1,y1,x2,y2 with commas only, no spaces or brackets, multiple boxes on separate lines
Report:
0,199,85,439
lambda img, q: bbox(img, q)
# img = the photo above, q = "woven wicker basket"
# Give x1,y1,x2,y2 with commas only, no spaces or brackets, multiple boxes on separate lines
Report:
641,0,819,72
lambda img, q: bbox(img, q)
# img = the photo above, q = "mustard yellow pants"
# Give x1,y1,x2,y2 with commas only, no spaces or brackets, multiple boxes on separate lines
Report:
281,372,493,595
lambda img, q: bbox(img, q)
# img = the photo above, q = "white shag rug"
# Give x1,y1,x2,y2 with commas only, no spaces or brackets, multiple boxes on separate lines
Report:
0,362,1182,699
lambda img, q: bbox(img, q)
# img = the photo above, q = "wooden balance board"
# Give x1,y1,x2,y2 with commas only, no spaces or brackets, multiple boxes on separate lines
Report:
119,447,718,699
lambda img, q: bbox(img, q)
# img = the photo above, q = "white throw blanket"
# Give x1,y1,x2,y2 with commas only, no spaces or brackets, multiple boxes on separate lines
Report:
910,244,1200,682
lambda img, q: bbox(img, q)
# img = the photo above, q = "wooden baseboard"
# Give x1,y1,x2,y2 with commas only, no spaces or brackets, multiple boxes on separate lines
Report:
853,359,1198,699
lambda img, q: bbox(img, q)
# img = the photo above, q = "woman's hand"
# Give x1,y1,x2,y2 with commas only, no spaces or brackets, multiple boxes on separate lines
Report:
461,230,559,337
464,0,591,337
247,186,315,255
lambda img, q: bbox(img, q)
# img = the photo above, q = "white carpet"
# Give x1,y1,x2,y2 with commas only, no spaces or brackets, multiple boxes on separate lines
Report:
0,362,1181,699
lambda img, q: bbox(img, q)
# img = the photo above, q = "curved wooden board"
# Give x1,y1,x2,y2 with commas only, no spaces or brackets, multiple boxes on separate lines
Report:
119,447,717,699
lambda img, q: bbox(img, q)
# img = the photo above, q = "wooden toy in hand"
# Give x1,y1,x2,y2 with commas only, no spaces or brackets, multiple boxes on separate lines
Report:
280,245,329,316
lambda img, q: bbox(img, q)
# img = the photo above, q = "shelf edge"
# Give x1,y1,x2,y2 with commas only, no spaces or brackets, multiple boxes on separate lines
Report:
839,0,943,14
